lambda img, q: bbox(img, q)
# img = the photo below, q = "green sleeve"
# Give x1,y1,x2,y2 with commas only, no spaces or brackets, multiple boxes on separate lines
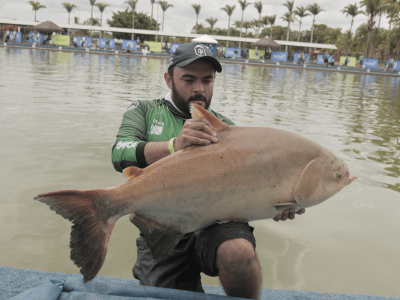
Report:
212,110,236,126
112,101,149,172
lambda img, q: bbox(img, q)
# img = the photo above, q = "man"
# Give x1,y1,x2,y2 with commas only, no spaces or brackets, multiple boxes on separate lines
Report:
112,43,305,299
36,32,41,45
81,36,86,48
388,56,395,72
323,51,330,67
358,53,364,68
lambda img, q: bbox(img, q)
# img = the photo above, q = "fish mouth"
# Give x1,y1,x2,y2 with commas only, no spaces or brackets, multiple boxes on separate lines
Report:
342,161,356,186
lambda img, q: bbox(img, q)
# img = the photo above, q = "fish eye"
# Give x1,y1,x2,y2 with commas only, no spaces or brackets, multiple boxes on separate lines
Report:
336,172,342,179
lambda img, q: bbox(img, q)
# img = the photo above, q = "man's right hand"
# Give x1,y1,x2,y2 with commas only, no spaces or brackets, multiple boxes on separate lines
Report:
173,117,219,152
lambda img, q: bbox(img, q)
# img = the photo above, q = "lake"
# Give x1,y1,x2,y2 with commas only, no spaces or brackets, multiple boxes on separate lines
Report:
0,47,399,297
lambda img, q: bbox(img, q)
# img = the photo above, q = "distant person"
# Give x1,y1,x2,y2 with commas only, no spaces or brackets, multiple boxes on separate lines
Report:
36,32,41,45
387,56,395,72
343,55,350,67
5,29,10,43
243,48,248,59
13,30,17,43
358,53,365,68
136,37,140,45
299,52,305,65
81,36,86,48
126,43,132,54
73,36,78,48
233,47,238,59
323,52,330,67
105,38,110,50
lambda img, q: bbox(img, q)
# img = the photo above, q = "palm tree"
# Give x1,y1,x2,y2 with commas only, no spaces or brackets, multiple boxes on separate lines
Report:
238,0,252,49
282,0,295,52
159,1,173,45
205,17,218,33
254,1,263,38
340,3,364,34
307,3,325,45
360,0,383,57
251,19,260,35
294,6,310,42
383,0,400,60
150,0,156,26
220,4,236,47
95,2,109,38
125,0,139,40
268,15,276,39
89,0,97,38
61,3,77,24
192,4,201,34
28,1,46,22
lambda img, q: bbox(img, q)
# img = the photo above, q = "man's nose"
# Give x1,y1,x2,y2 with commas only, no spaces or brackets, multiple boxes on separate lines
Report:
193,80,205,93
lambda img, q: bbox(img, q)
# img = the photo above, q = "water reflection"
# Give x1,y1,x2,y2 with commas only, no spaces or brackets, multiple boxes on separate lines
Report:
1,48,400,297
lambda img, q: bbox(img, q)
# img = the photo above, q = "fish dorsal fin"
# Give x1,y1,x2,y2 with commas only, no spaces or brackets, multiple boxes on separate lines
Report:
190,104,230,132
123,166,144,179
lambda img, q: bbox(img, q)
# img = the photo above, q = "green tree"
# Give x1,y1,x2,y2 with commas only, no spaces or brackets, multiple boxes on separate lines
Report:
294,6,310,41
220,4,236,47
61,3,77,25
205,17,218,33
360,0,383,57
254,1,263,38
159,1,173,45
383,0,400,60
307,3,325,46
340,3,364,34
282,0,295,52
125,0,139,40
89,0,97,38
107,9,157,40
150,0,156,26
192,4,201,34
238,0,252,48
28,1,46,22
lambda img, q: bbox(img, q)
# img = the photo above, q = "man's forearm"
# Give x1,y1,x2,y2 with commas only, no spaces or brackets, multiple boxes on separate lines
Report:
143,141,170,166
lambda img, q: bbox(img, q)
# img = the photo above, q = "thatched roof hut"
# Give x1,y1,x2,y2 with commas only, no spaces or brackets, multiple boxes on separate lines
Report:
251,37,280,49
33,21,64,33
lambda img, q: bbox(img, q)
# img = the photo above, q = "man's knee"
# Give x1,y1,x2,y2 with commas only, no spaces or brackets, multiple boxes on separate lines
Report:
216,238,258,272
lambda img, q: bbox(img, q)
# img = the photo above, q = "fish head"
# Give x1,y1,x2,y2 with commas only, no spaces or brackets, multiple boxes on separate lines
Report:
294,153,356,207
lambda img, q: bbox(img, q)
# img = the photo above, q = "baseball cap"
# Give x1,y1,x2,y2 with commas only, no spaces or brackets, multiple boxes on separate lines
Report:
168,42,222,73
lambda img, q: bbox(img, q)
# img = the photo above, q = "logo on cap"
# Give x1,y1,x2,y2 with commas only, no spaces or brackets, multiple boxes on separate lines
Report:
194,45,206,56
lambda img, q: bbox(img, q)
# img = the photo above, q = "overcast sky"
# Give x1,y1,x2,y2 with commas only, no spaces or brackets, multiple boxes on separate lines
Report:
0,0,391,35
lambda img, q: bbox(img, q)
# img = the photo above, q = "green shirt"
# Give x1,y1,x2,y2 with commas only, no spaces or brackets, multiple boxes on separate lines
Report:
112,98,235,172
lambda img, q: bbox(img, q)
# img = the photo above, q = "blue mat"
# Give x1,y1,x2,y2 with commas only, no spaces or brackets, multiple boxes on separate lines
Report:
1,266,398,300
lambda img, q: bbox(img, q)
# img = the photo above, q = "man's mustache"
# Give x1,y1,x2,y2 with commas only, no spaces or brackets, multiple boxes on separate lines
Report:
188,95,207,102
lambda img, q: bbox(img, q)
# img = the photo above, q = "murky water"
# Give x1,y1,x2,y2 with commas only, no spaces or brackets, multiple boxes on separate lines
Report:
0,48,399,297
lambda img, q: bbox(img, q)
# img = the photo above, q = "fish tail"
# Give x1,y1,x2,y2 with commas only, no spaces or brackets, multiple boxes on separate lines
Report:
34,189,114,283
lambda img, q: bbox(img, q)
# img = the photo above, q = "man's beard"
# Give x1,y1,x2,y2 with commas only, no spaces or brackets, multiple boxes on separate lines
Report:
171,81,212,116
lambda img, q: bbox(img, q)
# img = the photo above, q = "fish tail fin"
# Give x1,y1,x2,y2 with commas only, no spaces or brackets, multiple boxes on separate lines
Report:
34,189,114,282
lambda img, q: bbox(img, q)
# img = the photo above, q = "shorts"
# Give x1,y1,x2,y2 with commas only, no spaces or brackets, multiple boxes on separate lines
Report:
132,222,256,292
324,58,328,63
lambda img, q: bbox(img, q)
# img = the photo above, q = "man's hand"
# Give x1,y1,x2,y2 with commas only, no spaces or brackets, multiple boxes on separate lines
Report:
273,208,305,222
173,117,218,152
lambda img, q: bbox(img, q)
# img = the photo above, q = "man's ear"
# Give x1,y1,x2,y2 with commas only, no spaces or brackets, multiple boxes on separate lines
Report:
164,72,173,89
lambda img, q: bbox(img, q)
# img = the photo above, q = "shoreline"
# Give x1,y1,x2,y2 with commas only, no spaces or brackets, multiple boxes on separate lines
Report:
2,42,399,77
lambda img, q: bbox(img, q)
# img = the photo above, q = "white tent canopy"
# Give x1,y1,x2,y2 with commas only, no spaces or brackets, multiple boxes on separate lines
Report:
192,35,218,44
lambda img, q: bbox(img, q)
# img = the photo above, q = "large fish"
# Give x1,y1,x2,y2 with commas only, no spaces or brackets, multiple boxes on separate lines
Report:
35,104,355,282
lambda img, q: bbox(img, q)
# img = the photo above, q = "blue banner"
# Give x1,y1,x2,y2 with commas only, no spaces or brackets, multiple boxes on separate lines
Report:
9,32,22,42
85,37,92,47
386,60,400,71
225,47,241,59
122,40,137,50
293,53,310,63
201,43,217,57
317,54,333,64
170,43,181,54
271,51,288,62
29,33,45,44
362,58,379,69
99,38,106,48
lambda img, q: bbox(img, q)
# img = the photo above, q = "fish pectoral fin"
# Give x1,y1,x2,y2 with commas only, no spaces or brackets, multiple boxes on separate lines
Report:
274,203,304,212
190,104,230,132
129,213,184,261
123,166,144,179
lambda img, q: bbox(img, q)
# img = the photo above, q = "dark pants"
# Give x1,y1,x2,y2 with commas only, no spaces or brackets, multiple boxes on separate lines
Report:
133,222,256,292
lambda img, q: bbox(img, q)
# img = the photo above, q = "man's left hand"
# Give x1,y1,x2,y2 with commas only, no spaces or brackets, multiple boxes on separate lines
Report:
273,208,305,222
